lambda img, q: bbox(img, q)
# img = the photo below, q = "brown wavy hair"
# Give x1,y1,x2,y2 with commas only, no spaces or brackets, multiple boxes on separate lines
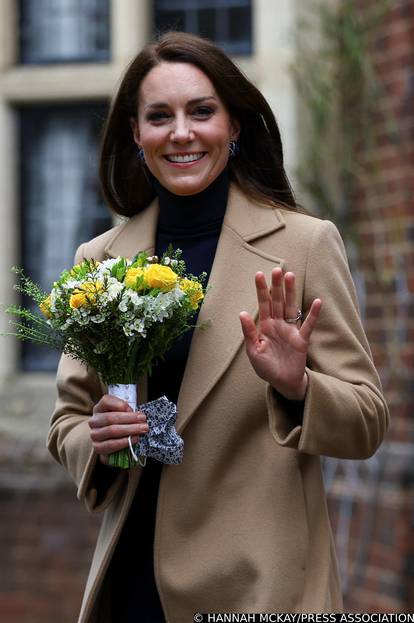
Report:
99,31,297,217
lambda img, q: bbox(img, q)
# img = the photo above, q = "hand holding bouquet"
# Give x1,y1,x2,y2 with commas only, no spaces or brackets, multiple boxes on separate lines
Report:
3,247,206,468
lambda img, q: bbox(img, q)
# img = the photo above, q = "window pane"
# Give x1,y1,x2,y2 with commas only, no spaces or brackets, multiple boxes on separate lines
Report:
227,5,252,52
155,10,186,33
153,0,252,55
198,9,216,41
19,0,110,64
19,104,111,371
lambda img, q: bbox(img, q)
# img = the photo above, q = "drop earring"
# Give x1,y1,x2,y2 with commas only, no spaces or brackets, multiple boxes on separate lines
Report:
229,140,239,157
137,147,145,162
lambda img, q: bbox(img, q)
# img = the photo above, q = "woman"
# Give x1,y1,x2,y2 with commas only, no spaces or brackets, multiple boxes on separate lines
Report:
47,32,389,622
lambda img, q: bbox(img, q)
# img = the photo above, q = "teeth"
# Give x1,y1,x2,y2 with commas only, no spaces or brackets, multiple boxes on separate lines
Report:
166,153,204,163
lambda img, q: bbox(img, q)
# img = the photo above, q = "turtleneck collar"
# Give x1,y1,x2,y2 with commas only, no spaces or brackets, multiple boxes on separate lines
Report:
150,167,229,236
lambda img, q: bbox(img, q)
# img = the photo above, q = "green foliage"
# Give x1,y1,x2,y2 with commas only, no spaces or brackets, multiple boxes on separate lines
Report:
11,266,49,304
1,268,63,349
293,0,391,239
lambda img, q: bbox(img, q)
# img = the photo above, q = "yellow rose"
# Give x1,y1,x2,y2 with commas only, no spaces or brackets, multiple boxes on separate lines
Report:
145,264,178,291
39,295,52,319
69,281,104,309
124,267,146,291
179,278,204,310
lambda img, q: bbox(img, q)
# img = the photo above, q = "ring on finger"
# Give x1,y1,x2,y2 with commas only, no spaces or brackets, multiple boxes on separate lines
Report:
285,309,302,324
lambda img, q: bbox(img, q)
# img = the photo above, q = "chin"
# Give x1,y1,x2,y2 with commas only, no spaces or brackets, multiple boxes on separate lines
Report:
165,178,210,196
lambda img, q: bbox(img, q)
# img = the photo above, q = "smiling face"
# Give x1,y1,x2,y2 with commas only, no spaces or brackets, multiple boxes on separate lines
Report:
130,62,240,196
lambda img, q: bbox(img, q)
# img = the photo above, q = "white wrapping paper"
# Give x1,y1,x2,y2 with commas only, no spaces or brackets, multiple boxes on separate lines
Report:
108,383,137,411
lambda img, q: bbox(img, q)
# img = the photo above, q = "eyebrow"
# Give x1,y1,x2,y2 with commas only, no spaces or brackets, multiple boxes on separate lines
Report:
144,96,217,111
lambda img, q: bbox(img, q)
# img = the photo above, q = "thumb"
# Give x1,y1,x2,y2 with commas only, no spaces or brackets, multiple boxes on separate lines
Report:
239,311,258,345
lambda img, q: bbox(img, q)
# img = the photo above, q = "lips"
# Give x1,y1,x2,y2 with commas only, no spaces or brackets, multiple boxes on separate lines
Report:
164,152,205,163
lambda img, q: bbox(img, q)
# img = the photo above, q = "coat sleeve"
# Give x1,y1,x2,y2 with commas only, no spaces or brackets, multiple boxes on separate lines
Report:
266,219,389,459
46,243,127,513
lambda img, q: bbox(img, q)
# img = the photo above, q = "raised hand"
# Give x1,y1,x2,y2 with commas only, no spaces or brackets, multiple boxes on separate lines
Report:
239,268,322,401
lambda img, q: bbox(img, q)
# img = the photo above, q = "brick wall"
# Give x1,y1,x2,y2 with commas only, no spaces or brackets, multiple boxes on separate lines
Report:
0,379,100,623
326,0,414,612
0,486,99,623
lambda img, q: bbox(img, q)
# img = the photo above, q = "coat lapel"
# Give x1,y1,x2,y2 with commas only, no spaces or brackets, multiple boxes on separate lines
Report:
103,197,159,259
176,186,286,434
102,185,287,434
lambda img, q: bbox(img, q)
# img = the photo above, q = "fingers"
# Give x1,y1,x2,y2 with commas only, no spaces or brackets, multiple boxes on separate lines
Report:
89,414,148,442
239,311,258,344
255,272,272,321
90,421,147,455
270,268,284,318
98,437,143,465
283,272,298,321
93,394,133,415
300,298,322,341
94,436,139,456
252,268,321,340
272,269,298,321
89,409,147,429
258,268,299,322
90,394,149,456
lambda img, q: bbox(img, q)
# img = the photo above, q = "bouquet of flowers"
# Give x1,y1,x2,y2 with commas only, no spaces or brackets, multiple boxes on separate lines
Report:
2,247,206,468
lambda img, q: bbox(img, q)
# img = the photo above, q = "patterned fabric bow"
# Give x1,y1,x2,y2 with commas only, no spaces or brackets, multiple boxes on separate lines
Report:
133,396,184,464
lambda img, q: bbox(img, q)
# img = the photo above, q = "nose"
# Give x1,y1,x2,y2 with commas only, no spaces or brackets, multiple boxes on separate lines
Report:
171,114,193,143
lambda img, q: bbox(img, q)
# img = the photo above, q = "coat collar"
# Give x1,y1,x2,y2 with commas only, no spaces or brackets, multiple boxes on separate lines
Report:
104,184,287,434
104,197,159,260
104,183,285,258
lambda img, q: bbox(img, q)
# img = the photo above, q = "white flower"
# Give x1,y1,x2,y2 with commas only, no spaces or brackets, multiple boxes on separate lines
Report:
60,319,74,330
49,290,60,312
90,314,106,323
118,298,128,313
93,342,107,354
118,290,144,312
95,258,123,278
60,278,79,291
123,320,146,338
139,289,183,324
105,278,124,301
101,258,122,270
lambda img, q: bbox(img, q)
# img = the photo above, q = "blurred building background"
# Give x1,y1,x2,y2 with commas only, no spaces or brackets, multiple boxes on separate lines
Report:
0,0,412,621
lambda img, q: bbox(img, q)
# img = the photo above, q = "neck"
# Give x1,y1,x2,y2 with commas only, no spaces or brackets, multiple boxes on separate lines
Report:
151,168,229,234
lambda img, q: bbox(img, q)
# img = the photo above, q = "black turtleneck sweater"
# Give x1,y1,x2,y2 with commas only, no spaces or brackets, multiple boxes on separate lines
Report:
108,169,229,623
148,168,229,404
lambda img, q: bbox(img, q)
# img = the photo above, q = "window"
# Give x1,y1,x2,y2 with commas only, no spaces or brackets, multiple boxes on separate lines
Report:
19,104,111,371
154,0,252,55
19,0,110,64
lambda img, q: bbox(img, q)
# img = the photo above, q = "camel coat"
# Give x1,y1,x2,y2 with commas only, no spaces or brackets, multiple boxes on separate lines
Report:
47,184,389,621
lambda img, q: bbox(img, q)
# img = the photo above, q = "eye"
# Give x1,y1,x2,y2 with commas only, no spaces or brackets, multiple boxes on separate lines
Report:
192,106,214,118
146,111,170,123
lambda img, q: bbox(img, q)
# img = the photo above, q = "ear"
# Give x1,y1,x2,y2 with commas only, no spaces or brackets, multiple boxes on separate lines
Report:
230,118,240,141
129,117,140,147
